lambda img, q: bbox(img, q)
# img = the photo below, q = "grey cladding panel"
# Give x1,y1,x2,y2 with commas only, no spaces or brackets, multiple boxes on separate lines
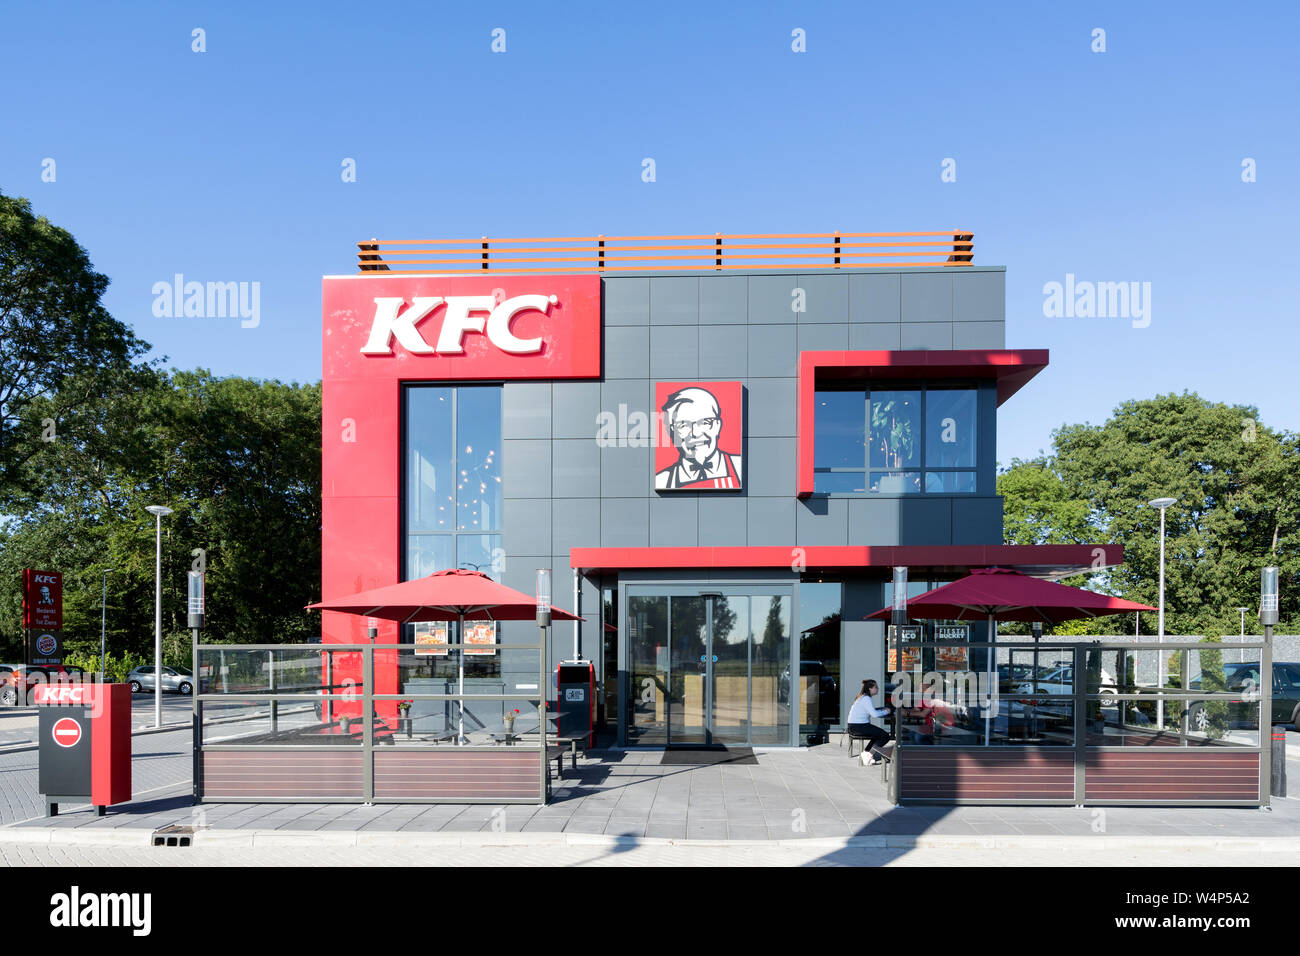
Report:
604,277,649,325
502,382,551,439
953,271,1005,322
747,325,797,378
650,325,699,379
649,496,700,548
600,498,650,547
746,497,796,546
698,325,748,378
796,274,849,324
796,496,849,546
552,498,600,553
552,382,601,440
901,273,953,324
551,439,600,499
502,439,552,499
746,379,796,438
746,437,795,496
650,277,699,325
604,325,650,379
699,275,748,324
849,273,901,324
748,275,799,324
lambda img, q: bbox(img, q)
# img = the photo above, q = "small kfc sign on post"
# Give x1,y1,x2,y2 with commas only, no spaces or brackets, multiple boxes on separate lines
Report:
23,569,62,630
653,382,744,491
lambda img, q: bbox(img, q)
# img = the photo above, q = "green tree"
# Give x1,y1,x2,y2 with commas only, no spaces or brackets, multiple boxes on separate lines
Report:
0,369,321,660
999,393,1299,637
0,191,150,498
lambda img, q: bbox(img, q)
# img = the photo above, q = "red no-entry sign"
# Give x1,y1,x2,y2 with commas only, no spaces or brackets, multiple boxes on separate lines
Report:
51,717,82,748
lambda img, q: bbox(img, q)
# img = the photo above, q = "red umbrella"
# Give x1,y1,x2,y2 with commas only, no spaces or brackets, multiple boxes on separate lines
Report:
307,568,581,623
308,568,582,744
866,567,1154,627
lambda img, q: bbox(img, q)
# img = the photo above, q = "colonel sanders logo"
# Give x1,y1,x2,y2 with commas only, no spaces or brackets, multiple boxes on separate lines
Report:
654,385,743,491
39,586,52,605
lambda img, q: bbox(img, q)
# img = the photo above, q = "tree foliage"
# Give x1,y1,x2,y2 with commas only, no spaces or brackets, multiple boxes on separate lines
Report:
0,191,149,498
998,393,1299,636
0,370,321,659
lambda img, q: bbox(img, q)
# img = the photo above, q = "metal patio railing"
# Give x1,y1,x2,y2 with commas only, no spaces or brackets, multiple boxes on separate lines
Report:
884,640,1271,807
191,641,552,804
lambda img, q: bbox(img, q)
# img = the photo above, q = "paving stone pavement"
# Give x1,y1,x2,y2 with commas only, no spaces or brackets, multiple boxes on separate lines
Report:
1,841,1296,867
3,735,1299,843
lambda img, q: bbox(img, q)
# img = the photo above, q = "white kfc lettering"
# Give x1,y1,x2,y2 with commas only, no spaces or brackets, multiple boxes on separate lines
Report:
35,574,57,583
361,294,554,357
361,297,443,355
434,296,496,354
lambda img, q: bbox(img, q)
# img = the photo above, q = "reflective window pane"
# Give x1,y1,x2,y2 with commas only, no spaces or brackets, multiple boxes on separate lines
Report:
406,387,454,532
814,471,866,493
627,595,668,745
924,471,976,493
869,471,921,493
925,389,977,468
869,390,921,470
814,390,865,469
456,387,502,531
407,535,454,579
456,534,502,580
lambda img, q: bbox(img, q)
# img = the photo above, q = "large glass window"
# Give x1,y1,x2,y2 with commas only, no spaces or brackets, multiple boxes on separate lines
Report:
404,386,502,579
813,386,978,494
797,582,842,740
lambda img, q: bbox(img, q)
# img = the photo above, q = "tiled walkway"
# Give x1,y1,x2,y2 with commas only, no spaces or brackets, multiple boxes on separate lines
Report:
10,741,1300,841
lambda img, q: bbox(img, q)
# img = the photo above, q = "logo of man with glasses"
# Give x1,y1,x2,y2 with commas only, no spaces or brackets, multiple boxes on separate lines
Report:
655,386,743,490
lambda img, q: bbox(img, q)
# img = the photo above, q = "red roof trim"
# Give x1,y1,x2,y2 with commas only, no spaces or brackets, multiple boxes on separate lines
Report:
570,543,1121,578
795,348,1050,497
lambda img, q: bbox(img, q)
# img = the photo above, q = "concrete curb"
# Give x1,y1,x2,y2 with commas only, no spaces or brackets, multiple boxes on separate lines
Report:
6,827,1300,852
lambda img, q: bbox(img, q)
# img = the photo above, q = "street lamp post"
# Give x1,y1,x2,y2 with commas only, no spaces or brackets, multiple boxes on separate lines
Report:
100,570,109,682
146,505,173,729
1148,497,1177,731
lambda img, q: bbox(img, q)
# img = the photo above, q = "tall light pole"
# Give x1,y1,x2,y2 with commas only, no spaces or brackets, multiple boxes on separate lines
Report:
146,505,173,729
100,570,110,681
1148,497,1176,731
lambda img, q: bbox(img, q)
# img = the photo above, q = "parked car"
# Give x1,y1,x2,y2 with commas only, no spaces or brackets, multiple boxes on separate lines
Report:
778,660,837,705
127,665,195,695
1016,664,1118,706
1185,661,1300,731
0,664,87,705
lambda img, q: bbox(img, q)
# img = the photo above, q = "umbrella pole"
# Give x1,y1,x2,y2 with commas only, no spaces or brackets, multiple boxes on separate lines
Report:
458,612,465,746
985,613,995,746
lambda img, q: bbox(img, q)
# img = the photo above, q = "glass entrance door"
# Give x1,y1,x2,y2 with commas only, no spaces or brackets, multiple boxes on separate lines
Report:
624,586,792,747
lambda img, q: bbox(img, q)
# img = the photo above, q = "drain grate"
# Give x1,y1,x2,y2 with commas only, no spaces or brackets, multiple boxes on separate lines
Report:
151,825,197,847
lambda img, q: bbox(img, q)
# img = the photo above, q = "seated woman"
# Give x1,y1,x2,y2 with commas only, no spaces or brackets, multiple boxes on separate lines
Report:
846,679,893,764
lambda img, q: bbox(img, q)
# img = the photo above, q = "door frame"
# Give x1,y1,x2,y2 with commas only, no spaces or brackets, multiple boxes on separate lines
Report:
618,577,798,748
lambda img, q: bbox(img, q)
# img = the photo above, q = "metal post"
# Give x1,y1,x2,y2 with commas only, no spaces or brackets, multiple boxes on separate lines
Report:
154,513,162,728
540,619,548,803
100,570,109,681
363,646,373,803
1157,505,1165,730
269,650,277,735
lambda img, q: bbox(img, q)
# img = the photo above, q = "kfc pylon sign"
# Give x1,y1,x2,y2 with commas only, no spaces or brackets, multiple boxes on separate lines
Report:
34,684,95,705
323,275,601,381
22,569,62,630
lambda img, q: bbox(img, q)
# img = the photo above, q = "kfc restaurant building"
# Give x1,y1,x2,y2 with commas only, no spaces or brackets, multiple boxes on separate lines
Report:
315,231,1130,760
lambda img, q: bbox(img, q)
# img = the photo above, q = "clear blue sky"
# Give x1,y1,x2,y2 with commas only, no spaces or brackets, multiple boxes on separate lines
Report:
2,0,1296,465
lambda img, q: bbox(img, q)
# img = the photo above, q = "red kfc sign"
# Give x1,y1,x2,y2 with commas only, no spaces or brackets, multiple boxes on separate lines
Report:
22,569,62,630
654,382,744,491
322,275,601,381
